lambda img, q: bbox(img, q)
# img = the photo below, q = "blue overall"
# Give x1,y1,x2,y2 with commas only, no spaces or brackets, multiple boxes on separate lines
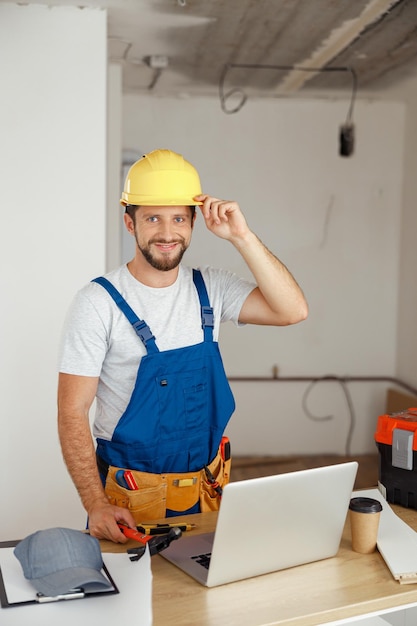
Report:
92,270,235,495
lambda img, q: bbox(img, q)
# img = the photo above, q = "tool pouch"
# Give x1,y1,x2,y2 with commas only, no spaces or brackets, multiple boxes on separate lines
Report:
104,444,232,521
200,452,232,512
105,468,167,521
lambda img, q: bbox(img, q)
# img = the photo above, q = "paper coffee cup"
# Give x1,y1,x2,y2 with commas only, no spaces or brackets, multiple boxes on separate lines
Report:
349,497,382,554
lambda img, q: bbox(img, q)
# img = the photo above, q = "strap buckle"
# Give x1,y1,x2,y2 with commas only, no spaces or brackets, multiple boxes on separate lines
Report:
132,320,155,345
201,306,214,329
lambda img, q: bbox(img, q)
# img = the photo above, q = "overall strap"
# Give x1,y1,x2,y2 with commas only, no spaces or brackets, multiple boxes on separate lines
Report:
192,269,214,342
92,277,158,353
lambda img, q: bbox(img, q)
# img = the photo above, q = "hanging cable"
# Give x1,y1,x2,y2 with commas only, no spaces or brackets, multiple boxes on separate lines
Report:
219,63,247,114
229,374,417,457
301,376,356,457
219,63,358,117
219,63,358,156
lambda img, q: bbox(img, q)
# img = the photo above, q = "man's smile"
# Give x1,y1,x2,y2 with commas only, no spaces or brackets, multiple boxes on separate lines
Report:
136,234,189,271
153,241,180,252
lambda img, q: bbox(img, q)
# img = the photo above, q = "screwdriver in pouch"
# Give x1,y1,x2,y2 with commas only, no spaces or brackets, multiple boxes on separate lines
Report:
220,436,231,461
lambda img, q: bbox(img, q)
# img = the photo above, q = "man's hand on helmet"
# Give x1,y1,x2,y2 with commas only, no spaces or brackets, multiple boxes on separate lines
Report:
195,194,250,243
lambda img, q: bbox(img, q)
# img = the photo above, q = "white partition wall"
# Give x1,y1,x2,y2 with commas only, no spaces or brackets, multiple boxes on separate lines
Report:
0,4,107,540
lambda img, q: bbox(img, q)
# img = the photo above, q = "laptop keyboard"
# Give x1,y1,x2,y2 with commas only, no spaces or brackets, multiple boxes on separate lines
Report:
191,552,212,569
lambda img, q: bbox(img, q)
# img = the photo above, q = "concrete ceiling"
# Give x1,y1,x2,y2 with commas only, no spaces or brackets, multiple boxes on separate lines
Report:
5,0,417,101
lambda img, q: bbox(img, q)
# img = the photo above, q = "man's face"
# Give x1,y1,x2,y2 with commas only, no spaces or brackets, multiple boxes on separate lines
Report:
130,206,195,271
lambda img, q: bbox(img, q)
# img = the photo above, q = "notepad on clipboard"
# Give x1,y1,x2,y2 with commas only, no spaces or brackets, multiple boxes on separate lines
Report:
0,546,152,626
0,542,118,608
355,488,417,584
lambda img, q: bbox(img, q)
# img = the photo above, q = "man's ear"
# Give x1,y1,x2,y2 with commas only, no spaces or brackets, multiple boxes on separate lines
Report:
123,212,135,235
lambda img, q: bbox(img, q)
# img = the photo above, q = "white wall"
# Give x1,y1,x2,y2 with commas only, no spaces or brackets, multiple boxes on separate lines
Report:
106,63,123,272
121,94,406,455
0,4,106,540
397,80,417,385
0,3,414,541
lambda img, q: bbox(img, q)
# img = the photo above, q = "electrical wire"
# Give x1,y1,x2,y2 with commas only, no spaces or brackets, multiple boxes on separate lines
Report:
148,68,163,90
219,63,247,114
228,374,417,458
219,62,358,124
301,376,356,457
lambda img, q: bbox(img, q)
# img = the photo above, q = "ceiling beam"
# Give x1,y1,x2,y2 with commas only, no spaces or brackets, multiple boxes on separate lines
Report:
276,0,403,94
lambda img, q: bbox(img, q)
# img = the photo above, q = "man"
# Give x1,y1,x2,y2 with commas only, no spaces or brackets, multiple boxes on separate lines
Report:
58,149,308,543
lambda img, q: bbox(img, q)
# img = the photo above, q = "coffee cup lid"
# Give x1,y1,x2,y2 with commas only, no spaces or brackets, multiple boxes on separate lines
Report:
349,497,383,513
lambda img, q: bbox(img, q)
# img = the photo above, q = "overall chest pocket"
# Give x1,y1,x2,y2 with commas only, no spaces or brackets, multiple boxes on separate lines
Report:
156,367,208,438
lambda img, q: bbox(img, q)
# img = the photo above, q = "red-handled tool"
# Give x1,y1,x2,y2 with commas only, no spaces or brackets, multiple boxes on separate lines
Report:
220,436,231,461
203,465,223,497
123,470,139,490
117,523,153,544
123,526,183,561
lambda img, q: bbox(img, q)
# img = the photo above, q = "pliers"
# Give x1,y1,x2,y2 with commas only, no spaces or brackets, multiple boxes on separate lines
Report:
118,523,182,561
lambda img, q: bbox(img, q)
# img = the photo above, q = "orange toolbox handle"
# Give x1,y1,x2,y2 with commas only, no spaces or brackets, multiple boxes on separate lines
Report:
375,409,417,450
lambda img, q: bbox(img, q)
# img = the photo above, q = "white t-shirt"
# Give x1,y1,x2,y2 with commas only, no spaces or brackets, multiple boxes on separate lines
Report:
58,264,255,440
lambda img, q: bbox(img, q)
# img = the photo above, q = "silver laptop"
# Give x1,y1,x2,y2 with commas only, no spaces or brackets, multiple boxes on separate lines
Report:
161,461,358,587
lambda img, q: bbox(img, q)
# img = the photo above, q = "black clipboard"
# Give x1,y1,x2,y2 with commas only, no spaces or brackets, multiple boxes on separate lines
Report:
0,540,119,609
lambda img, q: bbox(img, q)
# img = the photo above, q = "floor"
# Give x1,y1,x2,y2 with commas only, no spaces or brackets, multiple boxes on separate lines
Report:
230,454,379,490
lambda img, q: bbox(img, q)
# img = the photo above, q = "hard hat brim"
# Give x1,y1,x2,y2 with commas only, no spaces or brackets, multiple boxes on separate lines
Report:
120,194,203,206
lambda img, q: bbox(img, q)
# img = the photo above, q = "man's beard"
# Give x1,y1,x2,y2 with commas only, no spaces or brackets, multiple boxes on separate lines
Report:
136,237,188,271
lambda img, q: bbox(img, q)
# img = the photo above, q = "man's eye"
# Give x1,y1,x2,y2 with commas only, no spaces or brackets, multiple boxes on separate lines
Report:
148,216,159,223
174,217,185,223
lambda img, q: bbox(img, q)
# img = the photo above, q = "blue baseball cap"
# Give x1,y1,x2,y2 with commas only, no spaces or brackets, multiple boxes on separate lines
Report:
14,527,113,597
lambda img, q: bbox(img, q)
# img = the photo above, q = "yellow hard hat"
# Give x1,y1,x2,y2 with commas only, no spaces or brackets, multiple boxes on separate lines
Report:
120,149,203,206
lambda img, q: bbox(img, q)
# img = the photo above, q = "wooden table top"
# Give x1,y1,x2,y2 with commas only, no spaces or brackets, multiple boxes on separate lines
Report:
101,505,417,626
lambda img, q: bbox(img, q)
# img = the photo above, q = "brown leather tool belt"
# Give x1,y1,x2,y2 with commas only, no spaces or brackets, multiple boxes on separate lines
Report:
99,448,231,523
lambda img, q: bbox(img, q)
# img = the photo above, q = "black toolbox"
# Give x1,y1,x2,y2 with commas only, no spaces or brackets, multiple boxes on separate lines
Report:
375,408,417,509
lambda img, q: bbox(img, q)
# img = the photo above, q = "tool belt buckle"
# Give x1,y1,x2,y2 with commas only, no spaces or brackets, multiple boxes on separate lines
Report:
172,477,198,488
